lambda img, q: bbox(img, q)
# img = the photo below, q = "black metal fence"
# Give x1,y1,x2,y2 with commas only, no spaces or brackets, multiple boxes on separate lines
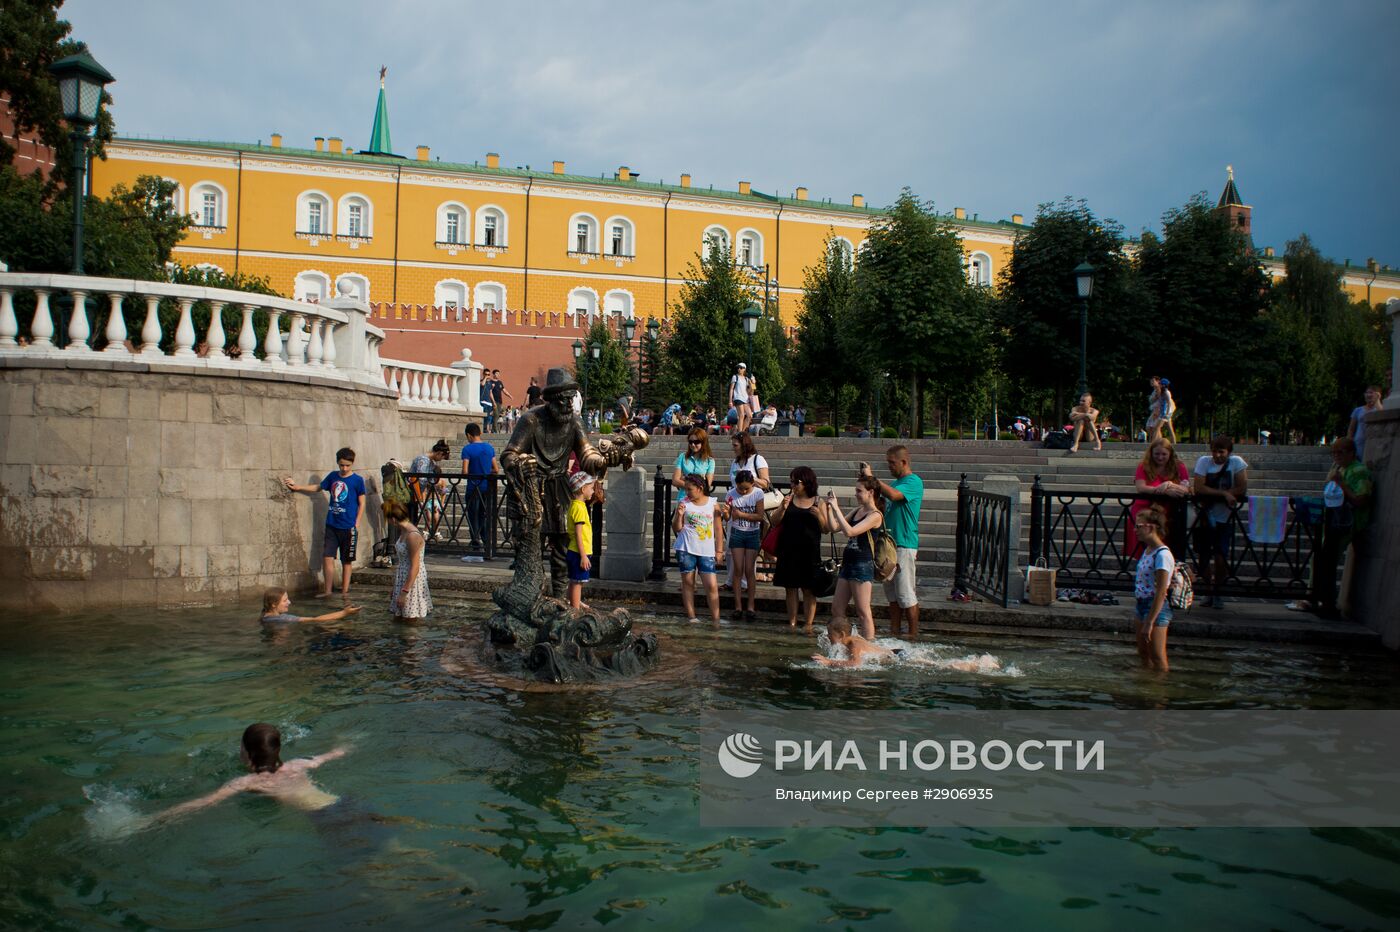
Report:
648,467,792,579
954,474,1012,607
1027,476,1321,599
400,471,602,567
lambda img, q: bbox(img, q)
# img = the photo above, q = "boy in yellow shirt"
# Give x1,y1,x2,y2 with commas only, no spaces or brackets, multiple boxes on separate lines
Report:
566,472,595,609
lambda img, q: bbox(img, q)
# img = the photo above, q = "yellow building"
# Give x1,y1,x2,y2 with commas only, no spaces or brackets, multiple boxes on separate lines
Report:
88,82,1023,332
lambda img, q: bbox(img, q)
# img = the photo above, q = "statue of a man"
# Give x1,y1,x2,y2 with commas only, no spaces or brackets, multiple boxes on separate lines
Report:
500,367,607,598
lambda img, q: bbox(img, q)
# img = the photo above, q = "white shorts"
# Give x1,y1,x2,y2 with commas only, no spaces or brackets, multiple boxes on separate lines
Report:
882,547,918,608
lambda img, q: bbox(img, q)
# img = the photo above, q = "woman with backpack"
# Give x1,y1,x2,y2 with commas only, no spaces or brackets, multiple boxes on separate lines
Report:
824,476,886,640
1132,507,1175,673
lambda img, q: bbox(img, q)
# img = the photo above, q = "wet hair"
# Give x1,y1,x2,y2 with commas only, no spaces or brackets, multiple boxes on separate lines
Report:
1210,434,1234,452
431,439,451,455
789,466,819,497
731,431,757,460
1138,438,1182,481
1136,506,1169,539
383,500,411,522
686,428,713,460
855,475,886,513
682,473,708,492
885,444,908,461
242,723,282,774
1333,437,1357,456
262,587,288,613
335,447,355,463
734,469,755,486
828,617,852,640
465,423,482,438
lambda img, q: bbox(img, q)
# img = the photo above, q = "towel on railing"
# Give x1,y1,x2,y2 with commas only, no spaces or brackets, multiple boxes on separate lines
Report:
1247,495,1289,544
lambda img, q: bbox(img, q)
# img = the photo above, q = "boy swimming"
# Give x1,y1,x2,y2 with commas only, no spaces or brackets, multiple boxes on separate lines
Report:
812,617,894,667
259,587,361,624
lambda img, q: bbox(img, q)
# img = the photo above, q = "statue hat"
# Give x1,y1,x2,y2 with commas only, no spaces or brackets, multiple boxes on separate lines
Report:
541,366,580,398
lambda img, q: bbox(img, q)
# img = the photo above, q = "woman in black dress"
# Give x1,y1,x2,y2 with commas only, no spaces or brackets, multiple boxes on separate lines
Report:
771,465,830,632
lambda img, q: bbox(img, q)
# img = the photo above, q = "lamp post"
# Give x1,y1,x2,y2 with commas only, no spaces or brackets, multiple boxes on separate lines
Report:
740,303,761,372
588,340,602,428
572,338,586,419
48,52,115,276
622,315,638,404
1073,261,1096,399
644,317,660,406
874,371,888,437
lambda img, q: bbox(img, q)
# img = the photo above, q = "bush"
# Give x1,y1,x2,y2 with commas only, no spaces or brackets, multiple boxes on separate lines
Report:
815,425,837,438
599,422,614,434
946,430,961,440
998,431,1015,440
881,427,898,438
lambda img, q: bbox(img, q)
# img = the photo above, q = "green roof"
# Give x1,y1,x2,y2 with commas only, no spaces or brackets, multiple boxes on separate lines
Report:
363,85,394,157
110,135,1030,232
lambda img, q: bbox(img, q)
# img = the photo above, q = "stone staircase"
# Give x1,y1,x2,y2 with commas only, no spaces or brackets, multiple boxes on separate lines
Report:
626,437,1332,588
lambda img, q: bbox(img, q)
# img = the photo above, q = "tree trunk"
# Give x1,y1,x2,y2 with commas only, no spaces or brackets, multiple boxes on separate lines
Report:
832,385,839,433
911,373,922,438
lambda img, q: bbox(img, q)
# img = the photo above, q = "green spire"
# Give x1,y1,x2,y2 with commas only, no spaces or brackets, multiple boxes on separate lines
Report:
365,66,394,156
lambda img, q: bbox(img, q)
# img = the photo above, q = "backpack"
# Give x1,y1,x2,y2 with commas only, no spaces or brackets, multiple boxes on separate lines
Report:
381,462,411,505
1166,554,1195,611
866,526,899,582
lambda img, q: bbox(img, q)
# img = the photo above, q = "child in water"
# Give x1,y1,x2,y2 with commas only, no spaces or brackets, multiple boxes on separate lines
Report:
146,724,350,825
259,586,361,624
812,617,894,667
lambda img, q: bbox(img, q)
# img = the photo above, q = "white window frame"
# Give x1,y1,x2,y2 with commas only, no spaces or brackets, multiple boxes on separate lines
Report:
294,270,331,303
736,228,763,267
437,201,470,244
336,193,373,238
476,205,507,247
603,289,634,320
567,286,599,322
603,215,635,257
829,236,855,270
703,225,730,257
569,213,599,254
968,251,993,287
297,190,333,235
475,281,507,313
188,181,227,228
435,278,469,310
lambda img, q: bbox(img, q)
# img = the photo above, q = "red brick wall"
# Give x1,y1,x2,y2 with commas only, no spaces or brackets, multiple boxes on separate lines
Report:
1,93,58,182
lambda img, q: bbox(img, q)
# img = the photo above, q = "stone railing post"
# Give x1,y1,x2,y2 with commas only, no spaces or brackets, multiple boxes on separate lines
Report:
599,467,649,581
323,288,374,381
450,347,486,415
1386,299,1400,409
984,474,1024,603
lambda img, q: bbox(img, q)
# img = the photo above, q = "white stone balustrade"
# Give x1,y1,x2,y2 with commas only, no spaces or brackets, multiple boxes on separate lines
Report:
380,356,474,413
0,272,389,391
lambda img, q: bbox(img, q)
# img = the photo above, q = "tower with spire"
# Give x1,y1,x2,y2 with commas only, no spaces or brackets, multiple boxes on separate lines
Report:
1215,164,1252,249
361,66,399,158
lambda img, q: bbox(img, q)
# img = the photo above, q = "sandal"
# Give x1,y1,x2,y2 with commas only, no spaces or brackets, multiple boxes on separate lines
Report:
1284,601,1312,612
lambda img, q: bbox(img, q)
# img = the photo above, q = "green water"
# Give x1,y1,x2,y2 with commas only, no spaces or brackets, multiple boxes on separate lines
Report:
3,595,1399,929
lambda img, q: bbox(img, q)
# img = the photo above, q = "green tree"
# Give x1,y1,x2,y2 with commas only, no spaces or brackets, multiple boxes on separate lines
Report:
850,189,989,434
792,236,856,425
1135,194,1271,439
574,319,632,410
0,0,115,174
996,197,1140,420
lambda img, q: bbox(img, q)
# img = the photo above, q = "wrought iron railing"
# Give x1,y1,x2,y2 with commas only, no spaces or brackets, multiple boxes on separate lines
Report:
648,468,791,579
954,474,1012,607
400,472,602,569
1027,476,1322,599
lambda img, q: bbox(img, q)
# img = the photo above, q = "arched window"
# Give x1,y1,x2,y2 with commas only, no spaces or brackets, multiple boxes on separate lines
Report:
189,181,227,228
193,262,224,275
476,205,507,247
968,251,993,287
829,236,855,270
336,273,370,302
603,289,634,319
567,287,599,322
294,270,331,302
475,282,507,313
437,202,470,245
603,216,635,257
435,279,469,310
163,178,185,214
337,193,373,238
297,190,332,235
703,225,730,257
569,213,600,254
736,228,763,267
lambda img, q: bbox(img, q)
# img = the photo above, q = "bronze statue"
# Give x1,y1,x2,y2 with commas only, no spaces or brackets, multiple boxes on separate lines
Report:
485,367,656,682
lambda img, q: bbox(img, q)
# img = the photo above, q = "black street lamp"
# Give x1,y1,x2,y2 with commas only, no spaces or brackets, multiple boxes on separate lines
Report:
1073,261,1096,399
48,52,114,276
622,315,639,402
874,371,888,437
740,303,761,372
572,338,586,412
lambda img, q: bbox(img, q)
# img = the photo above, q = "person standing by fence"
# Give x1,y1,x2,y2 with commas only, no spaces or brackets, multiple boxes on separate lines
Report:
1126,439,1191,558
1132,507,1174,673
460,423,499,550
825,476,885,640
1147,376,1177,444
863,445,923,638
1191,436,1248,610
1347,386,1383,461
1291,437,1373,619
671,429,715,502
772,466,829,633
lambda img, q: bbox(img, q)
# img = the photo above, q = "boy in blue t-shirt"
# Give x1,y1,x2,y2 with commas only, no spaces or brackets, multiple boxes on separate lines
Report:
460,423,500,548
284,447,366,599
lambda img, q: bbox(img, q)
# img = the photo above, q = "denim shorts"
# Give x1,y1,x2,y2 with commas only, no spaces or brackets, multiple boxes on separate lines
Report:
729,527,762,550
1135,596,1173,627
839,556,874,583
676,550,717,575
566,548,589,583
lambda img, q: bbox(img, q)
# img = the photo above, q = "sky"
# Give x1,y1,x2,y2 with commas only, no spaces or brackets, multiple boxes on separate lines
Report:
64,0,1400,266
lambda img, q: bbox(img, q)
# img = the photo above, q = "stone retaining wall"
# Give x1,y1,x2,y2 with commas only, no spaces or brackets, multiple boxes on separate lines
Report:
0,364,463,613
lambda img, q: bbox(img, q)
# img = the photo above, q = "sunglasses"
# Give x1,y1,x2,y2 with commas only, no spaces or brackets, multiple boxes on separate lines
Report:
688,439,703,445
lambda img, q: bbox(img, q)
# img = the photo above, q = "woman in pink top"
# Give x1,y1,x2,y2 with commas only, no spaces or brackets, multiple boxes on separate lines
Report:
1125,438,1190,557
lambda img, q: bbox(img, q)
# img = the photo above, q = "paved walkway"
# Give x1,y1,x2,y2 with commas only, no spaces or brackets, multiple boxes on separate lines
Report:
355,555,1382,650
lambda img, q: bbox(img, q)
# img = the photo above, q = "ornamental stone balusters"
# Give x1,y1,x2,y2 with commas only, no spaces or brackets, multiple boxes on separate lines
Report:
102,293,127,353
66,290,91,351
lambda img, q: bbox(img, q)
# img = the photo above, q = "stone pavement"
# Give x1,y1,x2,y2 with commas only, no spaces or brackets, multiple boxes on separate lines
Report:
354,554,1382,650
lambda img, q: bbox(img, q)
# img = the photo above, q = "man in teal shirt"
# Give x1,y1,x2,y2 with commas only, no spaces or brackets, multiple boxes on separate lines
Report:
861,445,924,637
